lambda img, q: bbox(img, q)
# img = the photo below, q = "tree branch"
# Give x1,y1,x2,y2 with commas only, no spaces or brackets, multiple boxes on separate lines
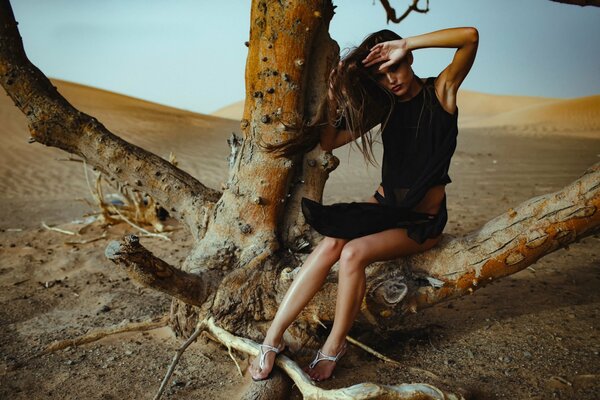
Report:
406,161,600,311
0,0,220,239
299,162,600,329
105,235,221,306
550,0,600,6
378,0,430,24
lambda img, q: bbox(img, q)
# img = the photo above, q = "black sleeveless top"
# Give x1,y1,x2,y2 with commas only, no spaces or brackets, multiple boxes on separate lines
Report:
380,76,458,209
300,76,458,241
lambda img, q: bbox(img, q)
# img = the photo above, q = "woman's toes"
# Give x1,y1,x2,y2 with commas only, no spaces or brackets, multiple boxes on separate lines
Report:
249,359,267,380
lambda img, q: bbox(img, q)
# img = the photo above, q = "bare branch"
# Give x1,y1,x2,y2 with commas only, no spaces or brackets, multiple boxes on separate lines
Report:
154,320,206,400
378,0,430,24
405,161,600,311
0,0,220,239
205,317,462,400
300,162,600,329
105,235,221,306
550,0,600,6
37,316,169,356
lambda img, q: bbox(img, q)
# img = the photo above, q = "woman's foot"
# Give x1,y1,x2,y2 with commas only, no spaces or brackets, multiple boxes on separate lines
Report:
303,340,347,382
249,341,285,381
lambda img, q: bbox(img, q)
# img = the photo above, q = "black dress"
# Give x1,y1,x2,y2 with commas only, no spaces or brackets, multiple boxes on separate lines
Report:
301,76,458,244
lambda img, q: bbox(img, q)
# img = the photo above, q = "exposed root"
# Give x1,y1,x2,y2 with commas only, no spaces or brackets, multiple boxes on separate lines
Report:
38,315,169,356
345,335,401,366
64,232,108,245
227,345,244,377
205,317,463,400
154,320,206,400
41,222,76,236
82,161,170,237
111,206,171,241
315,316,402,366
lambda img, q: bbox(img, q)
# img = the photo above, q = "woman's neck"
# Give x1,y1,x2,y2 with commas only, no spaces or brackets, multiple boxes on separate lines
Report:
396,74,423,102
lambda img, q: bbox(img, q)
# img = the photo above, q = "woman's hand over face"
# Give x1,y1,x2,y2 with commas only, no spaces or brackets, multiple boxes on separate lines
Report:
362,39,408,70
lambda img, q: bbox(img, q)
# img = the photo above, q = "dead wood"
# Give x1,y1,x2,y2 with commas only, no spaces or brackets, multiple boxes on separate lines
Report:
300,162,600,332
379,0,430,24
105,235,220,307
550,0,600,6
206,317,463,400
38,315,169,356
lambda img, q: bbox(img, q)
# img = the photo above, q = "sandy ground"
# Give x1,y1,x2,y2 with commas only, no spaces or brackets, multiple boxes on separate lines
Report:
1,80,599,399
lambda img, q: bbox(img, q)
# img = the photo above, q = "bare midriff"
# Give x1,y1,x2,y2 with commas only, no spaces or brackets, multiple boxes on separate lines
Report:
375,184,445,215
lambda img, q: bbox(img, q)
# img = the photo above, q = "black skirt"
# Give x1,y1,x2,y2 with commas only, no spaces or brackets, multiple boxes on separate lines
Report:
301,197,437,241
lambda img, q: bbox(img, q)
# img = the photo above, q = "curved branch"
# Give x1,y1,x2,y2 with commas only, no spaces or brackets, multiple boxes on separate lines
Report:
550,0,600,6
406,161,600,311
205,317,462,400
105,235,221,306
378,0,430,24
298,162,600,328
0,0,220,239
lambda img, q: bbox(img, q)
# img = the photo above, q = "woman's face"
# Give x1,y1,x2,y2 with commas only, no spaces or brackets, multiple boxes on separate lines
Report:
372,58,414,98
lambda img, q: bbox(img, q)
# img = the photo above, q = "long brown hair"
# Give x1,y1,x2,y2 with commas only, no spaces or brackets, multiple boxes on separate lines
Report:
260,30,403,165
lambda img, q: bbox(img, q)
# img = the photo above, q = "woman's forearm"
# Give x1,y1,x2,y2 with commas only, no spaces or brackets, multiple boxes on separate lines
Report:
405,27,478,51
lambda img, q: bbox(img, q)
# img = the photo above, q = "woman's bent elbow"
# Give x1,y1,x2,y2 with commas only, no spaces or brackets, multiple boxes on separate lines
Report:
467,27,479,43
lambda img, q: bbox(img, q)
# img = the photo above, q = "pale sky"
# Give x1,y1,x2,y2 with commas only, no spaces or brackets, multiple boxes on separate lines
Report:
10,0,600,114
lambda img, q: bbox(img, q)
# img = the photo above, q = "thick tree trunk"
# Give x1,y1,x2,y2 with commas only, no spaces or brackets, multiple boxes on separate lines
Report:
188,0,339,268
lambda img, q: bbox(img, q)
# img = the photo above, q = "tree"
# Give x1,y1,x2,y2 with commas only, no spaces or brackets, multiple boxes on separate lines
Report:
1,0,599,398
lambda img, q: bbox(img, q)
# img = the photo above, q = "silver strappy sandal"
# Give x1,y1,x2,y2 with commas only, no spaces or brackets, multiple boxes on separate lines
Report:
251,343,285,382
307,342,347,381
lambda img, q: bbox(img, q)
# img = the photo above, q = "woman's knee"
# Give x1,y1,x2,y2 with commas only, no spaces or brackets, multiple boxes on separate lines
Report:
319,236,346,258
338,244,367,275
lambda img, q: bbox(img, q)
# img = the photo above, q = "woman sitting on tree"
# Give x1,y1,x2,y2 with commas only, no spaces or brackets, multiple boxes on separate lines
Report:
250,26,479,382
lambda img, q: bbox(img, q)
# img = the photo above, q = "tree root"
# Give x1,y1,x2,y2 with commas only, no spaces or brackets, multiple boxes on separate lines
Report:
315,316,402,366
154,320,206,400
83,161,170,239
205,317,463,400
41,221,76,236
38,315,169,356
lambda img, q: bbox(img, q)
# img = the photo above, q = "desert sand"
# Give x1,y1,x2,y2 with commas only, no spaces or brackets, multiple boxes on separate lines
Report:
1,80,599,399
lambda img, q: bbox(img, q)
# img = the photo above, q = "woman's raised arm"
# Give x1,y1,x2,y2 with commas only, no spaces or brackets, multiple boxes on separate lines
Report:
363,27,479,113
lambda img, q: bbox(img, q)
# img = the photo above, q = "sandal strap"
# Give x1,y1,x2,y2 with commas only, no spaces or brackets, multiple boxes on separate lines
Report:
308,343,347,369
258,343,283,370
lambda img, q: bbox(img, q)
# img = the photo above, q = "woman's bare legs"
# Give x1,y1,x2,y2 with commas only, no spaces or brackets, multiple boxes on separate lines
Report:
305,228,441,381
248,236,349,380
248,193,383,380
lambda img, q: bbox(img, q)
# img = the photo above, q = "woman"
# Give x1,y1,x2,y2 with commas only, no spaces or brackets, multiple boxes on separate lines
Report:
250,27,479,382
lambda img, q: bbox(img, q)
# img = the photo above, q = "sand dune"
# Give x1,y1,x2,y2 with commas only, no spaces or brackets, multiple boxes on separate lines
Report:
460,95,600,137
211,91,555,121
1,79,600,399
0,79,238,202
212,91,600,139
